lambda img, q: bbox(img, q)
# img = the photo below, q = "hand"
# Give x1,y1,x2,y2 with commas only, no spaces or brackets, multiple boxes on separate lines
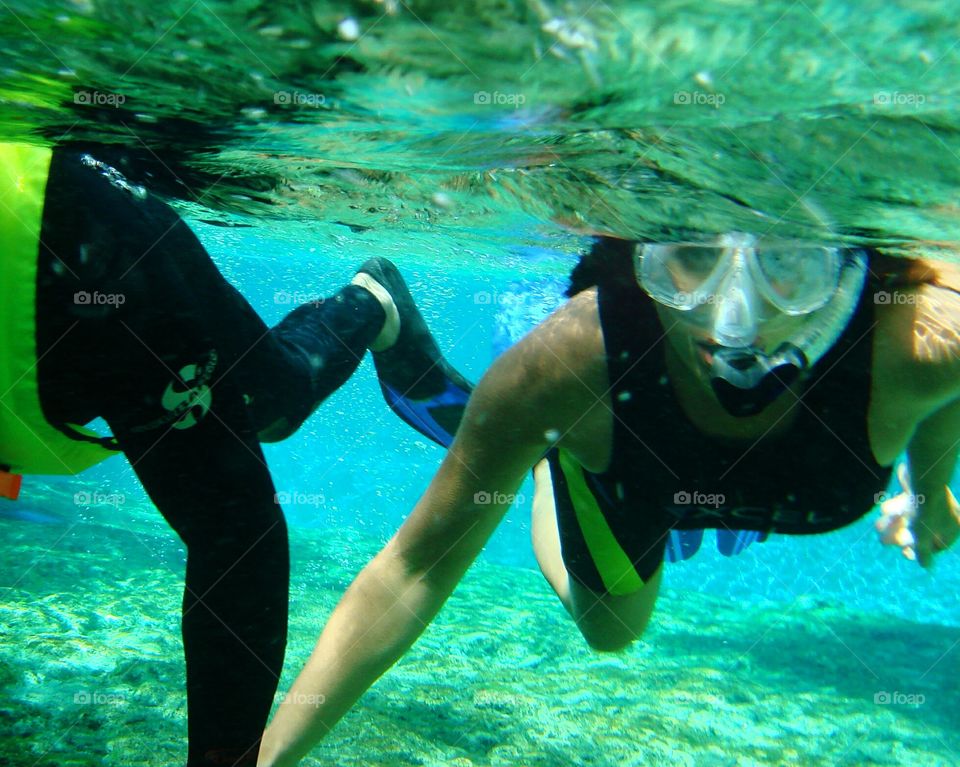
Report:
876,463,960,567
913,483,960,568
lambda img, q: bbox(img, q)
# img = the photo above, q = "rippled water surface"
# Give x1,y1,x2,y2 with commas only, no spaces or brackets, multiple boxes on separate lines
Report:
2,0,960,255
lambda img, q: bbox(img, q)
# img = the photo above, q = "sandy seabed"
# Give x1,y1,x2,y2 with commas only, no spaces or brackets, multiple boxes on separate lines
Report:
1,509,957,767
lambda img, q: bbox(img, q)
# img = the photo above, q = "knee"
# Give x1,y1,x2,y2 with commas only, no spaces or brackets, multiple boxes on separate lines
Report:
579,623,645,653
257,416,295,443
571,588,656,652
187,502,288,563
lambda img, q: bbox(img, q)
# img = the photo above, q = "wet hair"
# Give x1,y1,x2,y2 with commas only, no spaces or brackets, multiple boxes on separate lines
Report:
869,250,956,292
566,236,637,297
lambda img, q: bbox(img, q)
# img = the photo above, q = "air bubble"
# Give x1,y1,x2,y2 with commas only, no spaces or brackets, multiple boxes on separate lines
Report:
338,18,360,41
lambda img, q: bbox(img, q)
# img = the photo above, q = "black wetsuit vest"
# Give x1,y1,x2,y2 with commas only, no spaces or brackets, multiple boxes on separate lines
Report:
556,254,893,585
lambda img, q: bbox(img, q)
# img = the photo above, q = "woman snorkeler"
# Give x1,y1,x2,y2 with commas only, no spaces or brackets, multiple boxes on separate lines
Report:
257,233,960,766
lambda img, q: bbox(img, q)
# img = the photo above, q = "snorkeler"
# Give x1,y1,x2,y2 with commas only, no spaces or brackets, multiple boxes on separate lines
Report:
0,143,472,766
257,232,960,765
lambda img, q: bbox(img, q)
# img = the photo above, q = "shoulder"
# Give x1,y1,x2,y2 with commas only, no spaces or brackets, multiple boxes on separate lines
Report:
518,287,607,400
873,260,960,408
461,288,607,442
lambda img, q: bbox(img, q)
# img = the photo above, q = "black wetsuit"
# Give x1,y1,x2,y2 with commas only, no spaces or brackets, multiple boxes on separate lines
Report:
552,250,894,592
35,150,386,766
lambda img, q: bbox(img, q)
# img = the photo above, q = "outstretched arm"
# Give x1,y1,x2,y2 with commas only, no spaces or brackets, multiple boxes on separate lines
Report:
878,397,960,567
907,399,960,565
258,294,603,767
874,269,960,566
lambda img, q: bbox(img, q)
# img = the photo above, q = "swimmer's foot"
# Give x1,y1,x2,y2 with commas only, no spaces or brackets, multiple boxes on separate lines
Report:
353,257,473,448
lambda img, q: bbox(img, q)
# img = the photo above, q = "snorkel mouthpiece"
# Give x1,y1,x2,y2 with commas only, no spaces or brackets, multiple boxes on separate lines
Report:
709,344,807,418
705,248,868,418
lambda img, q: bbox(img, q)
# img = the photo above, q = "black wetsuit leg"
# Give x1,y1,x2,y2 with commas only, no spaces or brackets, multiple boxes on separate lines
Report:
248,286,387,440
34,150,384,766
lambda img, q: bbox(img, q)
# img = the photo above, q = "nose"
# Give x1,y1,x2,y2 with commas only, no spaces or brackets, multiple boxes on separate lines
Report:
712,249,759,347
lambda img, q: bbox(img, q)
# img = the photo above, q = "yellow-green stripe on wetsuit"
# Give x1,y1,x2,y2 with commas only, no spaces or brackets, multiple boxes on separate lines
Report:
557,448,645,596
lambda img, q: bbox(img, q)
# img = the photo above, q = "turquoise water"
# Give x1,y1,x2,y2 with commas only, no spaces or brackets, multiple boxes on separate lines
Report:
3,0,960,764
3,221,959,766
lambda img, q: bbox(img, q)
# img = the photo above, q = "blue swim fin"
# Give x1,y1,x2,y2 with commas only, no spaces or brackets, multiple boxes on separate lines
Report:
359,257,474,448
666,529,768,562
379,377,471,449
666,529,704,562
716,529,768,556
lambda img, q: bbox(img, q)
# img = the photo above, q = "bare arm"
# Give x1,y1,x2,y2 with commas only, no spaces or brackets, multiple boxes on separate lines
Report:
257,293,606,766
874,271,960,566
900,278,960,564
907,398,960,566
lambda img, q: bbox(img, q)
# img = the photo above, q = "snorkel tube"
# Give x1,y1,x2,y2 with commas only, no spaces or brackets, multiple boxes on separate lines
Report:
709,250,868,417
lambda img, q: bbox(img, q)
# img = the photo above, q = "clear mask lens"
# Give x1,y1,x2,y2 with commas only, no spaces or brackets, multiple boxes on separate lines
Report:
638,243,725,310
637,238,842,316
753,247,841,314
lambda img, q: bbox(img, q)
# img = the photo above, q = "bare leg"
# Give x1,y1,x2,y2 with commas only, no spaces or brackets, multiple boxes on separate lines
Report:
532,458,574,610
532,458,663,652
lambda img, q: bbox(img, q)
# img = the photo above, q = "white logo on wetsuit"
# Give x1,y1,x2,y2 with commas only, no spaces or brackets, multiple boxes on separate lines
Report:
132,351,217,433
162,363,213,429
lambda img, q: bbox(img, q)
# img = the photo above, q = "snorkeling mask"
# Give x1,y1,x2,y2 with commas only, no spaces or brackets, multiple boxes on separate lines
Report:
636,233,868,417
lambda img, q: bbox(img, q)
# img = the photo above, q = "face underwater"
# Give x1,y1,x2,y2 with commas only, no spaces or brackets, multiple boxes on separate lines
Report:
635,233,868,416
